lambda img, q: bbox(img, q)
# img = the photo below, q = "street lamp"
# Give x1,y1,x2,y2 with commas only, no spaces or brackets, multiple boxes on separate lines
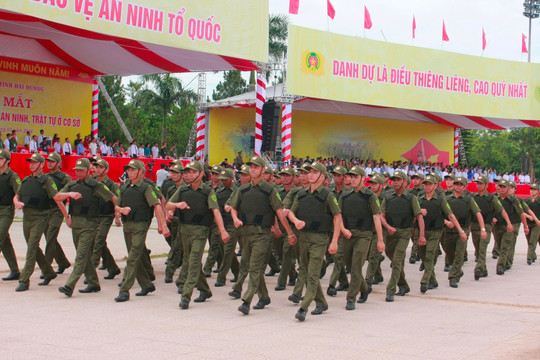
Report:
523,0,540,62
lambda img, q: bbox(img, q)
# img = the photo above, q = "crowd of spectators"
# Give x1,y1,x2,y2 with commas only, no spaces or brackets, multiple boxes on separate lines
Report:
0,129,181,160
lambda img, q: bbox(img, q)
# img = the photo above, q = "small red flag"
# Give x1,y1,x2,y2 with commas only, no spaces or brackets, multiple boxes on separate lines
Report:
412,15,416,39
364,6,372,29
482,27,486,51
522,33,528,53
327,0,335,19
442,20,449,42
289,0,299,15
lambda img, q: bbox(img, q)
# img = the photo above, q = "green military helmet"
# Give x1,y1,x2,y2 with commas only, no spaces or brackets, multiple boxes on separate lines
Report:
382,171,391,178
331,165,347,175
246,155,266,168
294,169,301,177
95,158,109,169
348,165,366,176
509,181,517,189
26,153,45,163
411,172,425,180
169,164,184,173
475,175,489,184
498,179,510,187
74,158,91,170
0,149,11,160
429,172,442,183
279,166,296,176
423,175,438,184
454,176,468,186
305,161,327,174
239,164,250,175
273,168,281,178
219,168,234,180
444,174,456,181
368,173,385,184
391,170,408,182
211,164,223,174
124,159,145,171
297,162,311,173
185,160,204,172
264,166,274,174
530,183,539,190
46,153,62,163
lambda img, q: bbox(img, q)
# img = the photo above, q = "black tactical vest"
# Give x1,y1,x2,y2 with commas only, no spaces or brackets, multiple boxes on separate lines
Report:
525,197,540,226
19,175,51,210
48,171,68,206
238,182,276,227
167,184,181,218
0,171,15,207
472,194,494,225
99,177,116,215
68,179,100,217
385,192,415,228
119,182,154,222
178,185,213,226
216,186,233,226
500,196,521,224
447,195,472,227
420,196,445,230
341,189,375,231
296,188,333,233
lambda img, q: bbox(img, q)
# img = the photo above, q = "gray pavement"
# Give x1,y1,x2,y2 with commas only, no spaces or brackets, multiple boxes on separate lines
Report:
1,214,539,360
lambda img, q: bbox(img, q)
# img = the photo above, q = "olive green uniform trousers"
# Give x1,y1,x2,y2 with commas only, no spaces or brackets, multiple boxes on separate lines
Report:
343,230,371,302
119,221,153,295
66,217,99,289
0,206,19,273
385,228,412,295
181,224,212,302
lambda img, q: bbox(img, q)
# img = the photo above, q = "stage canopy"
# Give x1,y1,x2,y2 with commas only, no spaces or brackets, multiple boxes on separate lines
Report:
0,1,267,75
203,83,540,130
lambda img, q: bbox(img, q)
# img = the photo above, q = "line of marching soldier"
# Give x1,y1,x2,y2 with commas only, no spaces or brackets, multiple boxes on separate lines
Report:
2,150,539,322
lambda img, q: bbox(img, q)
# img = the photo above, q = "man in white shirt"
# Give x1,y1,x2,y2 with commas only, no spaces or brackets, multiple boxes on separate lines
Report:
100,140,109,156
155,163,169,187
524,173,531,184
138,144,145,158
151,142,159,159
89,138,98,156
37,129,45,147
3,134,10,150
62,138,72,155
24,131,31,146
128,141,138,158
29,135,38,153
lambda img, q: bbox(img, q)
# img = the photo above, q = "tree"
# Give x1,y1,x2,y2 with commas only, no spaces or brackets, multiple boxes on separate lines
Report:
140,73,197,143
508,127,540,183
97,76,129,145
212,70,248,100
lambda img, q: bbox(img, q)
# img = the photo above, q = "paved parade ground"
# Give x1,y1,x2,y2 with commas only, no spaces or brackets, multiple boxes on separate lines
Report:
1,214,539,360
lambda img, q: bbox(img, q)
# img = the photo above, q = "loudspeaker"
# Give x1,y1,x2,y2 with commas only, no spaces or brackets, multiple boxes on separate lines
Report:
261,99,279,152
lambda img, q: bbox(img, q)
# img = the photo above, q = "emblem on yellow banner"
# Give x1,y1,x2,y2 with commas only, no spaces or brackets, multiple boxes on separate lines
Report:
301,50,324,76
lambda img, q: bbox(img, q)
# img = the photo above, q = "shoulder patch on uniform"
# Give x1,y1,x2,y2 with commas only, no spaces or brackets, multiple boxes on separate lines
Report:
52,183,58,190
211,194,217,202
333,198,339,206
276,192,282,201
16,178,21,185
152,191,157,199
446,203,451,210
376,198,381,207
116,189,120,196
103,185,110,191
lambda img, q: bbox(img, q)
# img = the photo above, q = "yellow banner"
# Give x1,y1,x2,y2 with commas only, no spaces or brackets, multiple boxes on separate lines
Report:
0,58,91,144
288,25,540,120
208,107,453,166
0,0,268,62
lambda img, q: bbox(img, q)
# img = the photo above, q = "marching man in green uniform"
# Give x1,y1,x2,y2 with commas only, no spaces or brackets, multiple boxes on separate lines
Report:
365,173,386,286
166,161,230,309
215,168,240,287
339,166,384,310
56,158,116,296
14,153,69,292
418,175,466,292
0,149,21,281
43,152,72,274
114,159,170,302
228,156,297,315
203,164,224,277
524,184,540,264
287,161,342,321
90,158,122,280
471,175,512,280
381,170,425,302
443,176,486,288
164,163,184,284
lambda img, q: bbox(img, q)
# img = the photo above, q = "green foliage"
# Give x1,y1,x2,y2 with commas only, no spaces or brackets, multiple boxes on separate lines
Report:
212,70,248,101
96,74,196,154
463,128,540,181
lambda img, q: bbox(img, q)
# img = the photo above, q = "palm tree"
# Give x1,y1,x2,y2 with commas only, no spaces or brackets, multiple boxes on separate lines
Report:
140,74,197,143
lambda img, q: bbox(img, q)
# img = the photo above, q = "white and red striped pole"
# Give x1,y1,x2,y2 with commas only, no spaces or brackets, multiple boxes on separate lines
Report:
195,112,206,161
454,128,459,166
281,103,292,165
254,75,266,156
91,79,99,139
